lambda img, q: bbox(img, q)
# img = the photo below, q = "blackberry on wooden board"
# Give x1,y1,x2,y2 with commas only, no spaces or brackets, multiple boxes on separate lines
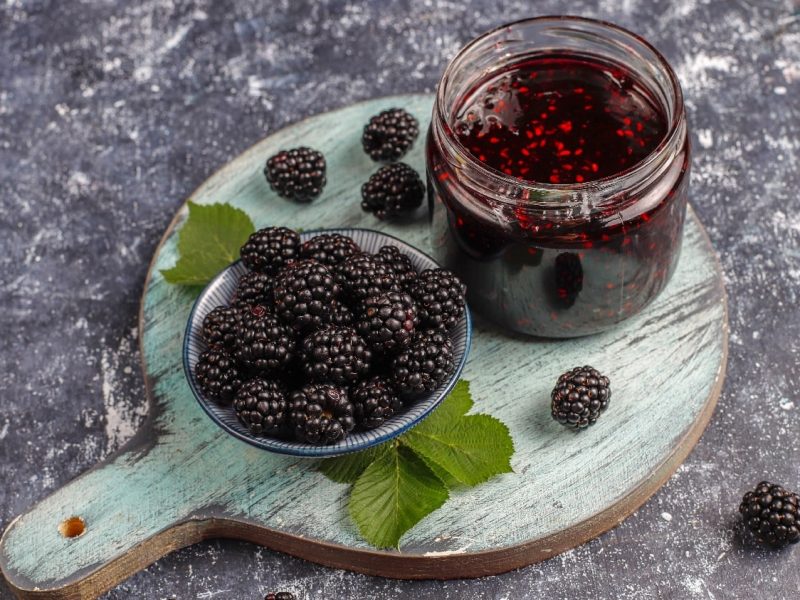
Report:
289,383,355,444
234,378,288,435
195,348,242,405
233,305,296,374
376,244,418,288
351,375,401,430
335,253,400,305
299,233,360,266
408,268,466,331
391,330,455,396
550,366,611,430
273,259,340,333
355,291,417,355
740,481,800,548
361,107,419,162
264,147,326,203
300,325,372,386
202,305,241,350
361,163,425,220
240,227,300,274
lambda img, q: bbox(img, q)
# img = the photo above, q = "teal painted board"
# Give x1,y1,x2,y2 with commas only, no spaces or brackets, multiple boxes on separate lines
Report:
0,95,727,598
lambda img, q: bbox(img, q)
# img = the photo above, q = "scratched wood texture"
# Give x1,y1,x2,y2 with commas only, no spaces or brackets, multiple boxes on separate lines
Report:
0,95,728,599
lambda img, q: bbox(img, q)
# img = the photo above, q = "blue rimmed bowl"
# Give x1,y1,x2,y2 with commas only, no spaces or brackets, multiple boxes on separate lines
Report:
183,228,472,457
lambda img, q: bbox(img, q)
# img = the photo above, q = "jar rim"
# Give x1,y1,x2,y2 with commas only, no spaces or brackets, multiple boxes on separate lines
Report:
434,15,686,194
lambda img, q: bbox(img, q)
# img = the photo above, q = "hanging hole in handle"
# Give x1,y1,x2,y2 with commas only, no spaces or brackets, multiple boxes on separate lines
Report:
59,516,86,538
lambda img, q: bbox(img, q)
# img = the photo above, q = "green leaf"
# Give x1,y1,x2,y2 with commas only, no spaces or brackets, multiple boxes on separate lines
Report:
160,201,255,286
318,444,388,484
349,444,448,549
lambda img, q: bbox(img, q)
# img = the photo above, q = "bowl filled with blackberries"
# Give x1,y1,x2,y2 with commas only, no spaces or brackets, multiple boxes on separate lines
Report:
183,226,472,457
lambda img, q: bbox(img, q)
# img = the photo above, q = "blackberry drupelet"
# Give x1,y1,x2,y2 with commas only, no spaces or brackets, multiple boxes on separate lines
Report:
301,325,372,386
335,253,400,305
740,481,800,547
361,163,425,220
355,291,417,355
376,245,418,288
554,252,584,307
264,147,326,203
233,305,296,374
195,348,242,405
391,330,455,396
273,259,340,333
299,233,360,266
234,378,287,435
232,271,274,308
362,108,419,162
550,366,611,430
289,383,354,444
351,376,401,430
330,300,354,326
408,268,466,331
202,305,241,350
240,227,300,274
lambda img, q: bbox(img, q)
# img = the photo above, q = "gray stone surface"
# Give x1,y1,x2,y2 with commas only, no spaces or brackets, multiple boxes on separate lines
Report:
1,0,798,598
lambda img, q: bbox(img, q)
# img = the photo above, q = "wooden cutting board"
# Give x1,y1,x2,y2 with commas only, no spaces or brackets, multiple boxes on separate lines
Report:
0,94,728,599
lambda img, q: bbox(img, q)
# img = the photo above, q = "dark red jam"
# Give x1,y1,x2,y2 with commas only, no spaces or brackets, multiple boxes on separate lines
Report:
428,53,690,337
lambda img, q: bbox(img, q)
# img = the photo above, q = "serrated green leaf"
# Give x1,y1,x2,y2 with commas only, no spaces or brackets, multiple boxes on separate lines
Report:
426,379,473,423
318,444,389,484
160,201,255,286
349,444,448,549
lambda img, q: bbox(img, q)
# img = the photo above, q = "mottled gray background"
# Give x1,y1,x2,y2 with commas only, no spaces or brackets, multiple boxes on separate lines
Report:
1,0,799,598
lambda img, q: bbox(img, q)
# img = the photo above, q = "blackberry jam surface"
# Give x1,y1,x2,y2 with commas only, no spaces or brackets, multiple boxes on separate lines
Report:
428,41,690,337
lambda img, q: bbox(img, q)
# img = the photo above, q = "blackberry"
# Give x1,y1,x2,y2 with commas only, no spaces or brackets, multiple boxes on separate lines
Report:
273,259,340,333
361,163,425,220
289,383,354,444
351,376,401,430
330,301,354,326
362,108,419,162
301,325,372,386
202,305,241,350
335,253,400,305
740,481,800,548
233,305,296,374
550,366,611,430
300,233,360,267
195,348,242,405
265,594,296,600
391,330,455,396
408,268,466,331
376,245,418,288
554,252,583,307
240,227,300,274
232,271,274,308
233,378,287,435
264,147,326,203
355,291,417,355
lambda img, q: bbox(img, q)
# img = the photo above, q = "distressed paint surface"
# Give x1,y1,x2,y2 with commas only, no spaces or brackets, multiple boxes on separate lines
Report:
1,0,798,598
0,95,726,594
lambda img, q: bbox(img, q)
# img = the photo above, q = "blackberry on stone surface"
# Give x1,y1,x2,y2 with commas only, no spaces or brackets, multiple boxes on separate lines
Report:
361,163,425,220
300,233,360,266
202,305,241,350
355,291,417,355
233,305,296,374
362,108,419,162
233,378,287,435
335,253,400,305
376,245,418,288
408,268,466,331
273,259,340,333
240,227,300,274
554,252,584,307
265,593,296,600
550,366,611,430
289,383,354,444
195,348,242,405
232,271,274,308
264,147,326,203
740,481,800,548
351,376,401,430
301,325,372,386
391,330,455,396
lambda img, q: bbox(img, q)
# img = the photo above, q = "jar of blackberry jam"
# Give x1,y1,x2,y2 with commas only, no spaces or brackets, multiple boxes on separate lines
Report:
427,16,690,337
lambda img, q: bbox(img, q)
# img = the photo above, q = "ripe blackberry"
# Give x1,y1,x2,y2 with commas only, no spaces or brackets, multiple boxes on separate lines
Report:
351,376,401,430
376,245,418,288
361,163,425,220
273,259,340,333
362,108,419,162
202,305,241,350
391,330,455,396
408,268,466,331
355,291,417,355
740,481,800,547
301,325,372,386
265,594,295,600
554,252,583,307
335,253,400,305
195,348,242,405
240,227,300,274
550,366,611,430
289,383,354,444
300,233,360,267
232,271,274,308
330,301,354,326
233,305,295,374
264,147,326,203
234,378,287,435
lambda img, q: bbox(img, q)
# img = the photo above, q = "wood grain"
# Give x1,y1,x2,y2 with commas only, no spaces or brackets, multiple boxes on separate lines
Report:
0,95,728,599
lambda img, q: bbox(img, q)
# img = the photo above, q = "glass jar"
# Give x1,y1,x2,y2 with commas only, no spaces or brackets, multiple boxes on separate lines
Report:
427,16,690,337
